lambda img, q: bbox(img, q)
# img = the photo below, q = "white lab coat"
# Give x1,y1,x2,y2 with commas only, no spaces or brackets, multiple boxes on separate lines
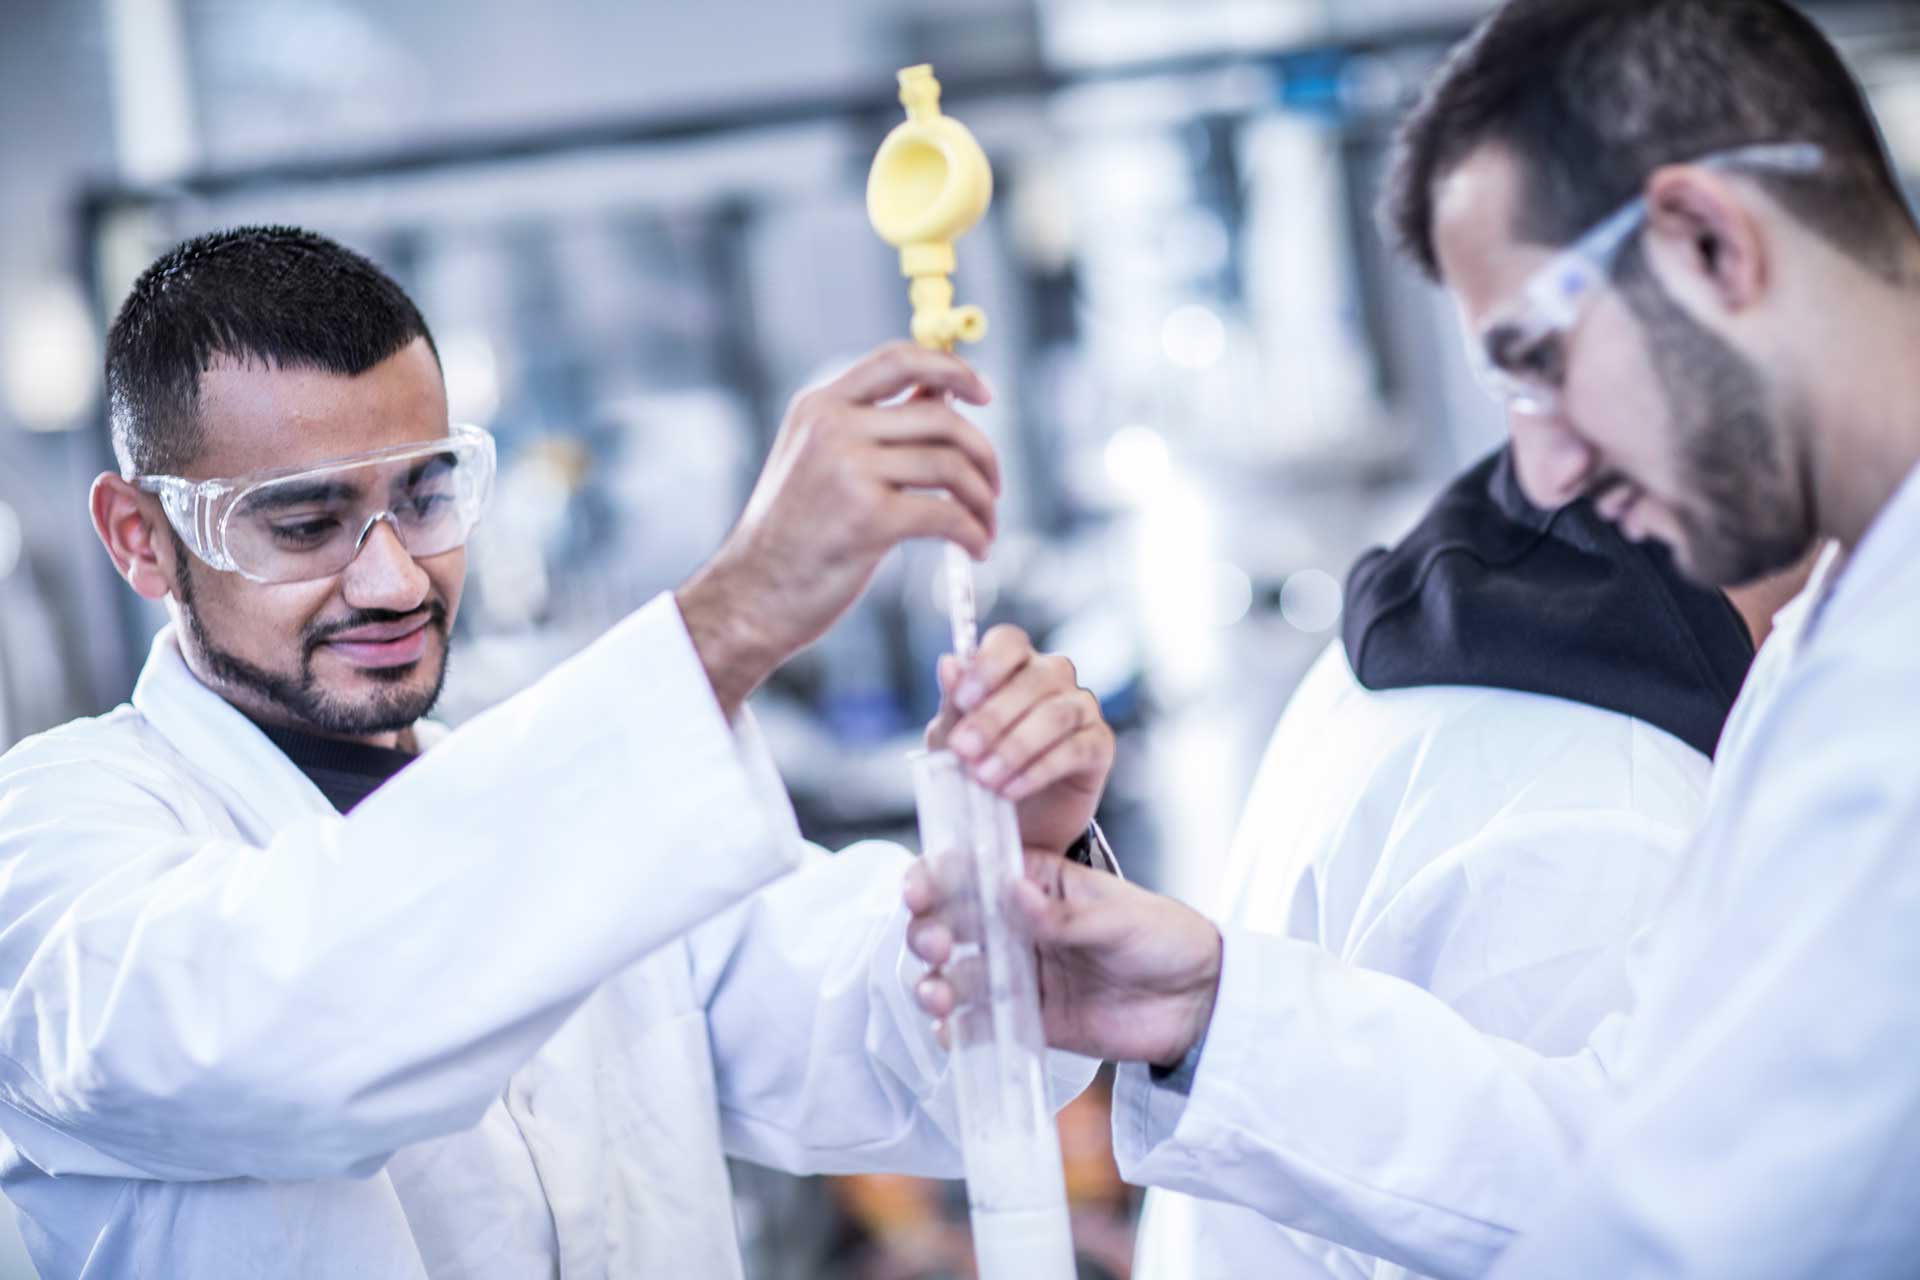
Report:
1111,508,1920,1279
0,594,1094,1279
1132,642,1712,1280
1483,488,1920,1275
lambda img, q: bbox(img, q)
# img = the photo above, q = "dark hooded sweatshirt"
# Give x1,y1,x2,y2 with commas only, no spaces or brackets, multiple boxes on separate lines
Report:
1342,449,1754,759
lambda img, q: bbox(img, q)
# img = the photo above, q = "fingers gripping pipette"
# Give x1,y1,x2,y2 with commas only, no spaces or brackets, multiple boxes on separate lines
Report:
867,65,1078,1279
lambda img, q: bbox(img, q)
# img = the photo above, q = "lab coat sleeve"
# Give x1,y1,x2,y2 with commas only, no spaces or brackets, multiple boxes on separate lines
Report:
1217,790,1693,1280
1487,652,1920,1278
1345,803,1687,1055
0,595,805,1183
696,837,1098,1176
1112,925,1617,1280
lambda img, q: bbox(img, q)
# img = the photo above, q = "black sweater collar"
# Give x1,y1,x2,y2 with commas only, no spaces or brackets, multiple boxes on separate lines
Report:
248,718,417,815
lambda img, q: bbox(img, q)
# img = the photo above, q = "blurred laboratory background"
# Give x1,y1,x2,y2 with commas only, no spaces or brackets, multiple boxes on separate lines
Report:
3,0,1920,1276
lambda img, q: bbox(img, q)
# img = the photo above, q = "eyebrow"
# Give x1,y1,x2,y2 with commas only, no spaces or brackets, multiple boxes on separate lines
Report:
234,444,465,516
240,480,363,513
400,451,459,485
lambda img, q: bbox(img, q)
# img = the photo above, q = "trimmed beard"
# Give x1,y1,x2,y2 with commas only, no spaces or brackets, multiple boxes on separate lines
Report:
171,532,450,736
1616,246,1817,587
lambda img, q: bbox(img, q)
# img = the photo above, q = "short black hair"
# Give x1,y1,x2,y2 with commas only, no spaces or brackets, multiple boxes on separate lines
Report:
105,226,438,476
1383,0,1916,281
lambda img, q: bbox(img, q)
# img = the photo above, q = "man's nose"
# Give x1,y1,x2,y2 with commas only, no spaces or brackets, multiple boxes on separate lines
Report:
340,517,430,613
1508,409,1598,510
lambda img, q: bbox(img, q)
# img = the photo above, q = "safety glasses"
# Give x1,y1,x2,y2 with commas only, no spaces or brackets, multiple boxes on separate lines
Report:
1468,142,1826,417
135,423,497,584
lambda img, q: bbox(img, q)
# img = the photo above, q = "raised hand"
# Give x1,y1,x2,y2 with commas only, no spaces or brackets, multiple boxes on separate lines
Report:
677,341,999,715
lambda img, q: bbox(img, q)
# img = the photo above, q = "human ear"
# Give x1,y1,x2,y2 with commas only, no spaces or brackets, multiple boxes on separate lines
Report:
90,474,180,601
1641,166,1770,316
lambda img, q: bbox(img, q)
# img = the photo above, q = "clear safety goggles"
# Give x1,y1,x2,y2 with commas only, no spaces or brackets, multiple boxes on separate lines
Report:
1468,142,1826,417
135,423,497,584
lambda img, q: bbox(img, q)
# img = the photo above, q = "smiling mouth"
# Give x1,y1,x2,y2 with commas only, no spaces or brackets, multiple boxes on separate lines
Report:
318,615,437,670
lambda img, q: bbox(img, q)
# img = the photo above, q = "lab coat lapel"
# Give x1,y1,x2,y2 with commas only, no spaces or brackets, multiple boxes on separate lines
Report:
130,626,336,829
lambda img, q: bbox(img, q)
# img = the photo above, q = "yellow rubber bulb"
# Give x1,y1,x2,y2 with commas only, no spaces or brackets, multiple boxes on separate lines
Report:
866,64,993,351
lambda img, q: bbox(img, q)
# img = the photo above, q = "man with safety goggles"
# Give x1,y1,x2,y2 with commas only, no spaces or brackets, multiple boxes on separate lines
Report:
0,225,1116,1278
905,3,1920,1278
123,423,497,760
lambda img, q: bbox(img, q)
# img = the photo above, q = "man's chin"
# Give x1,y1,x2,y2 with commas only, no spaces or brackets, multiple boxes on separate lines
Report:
304,686,441,736
295,646,449,736
324,664,446,728
1669,527,1806,590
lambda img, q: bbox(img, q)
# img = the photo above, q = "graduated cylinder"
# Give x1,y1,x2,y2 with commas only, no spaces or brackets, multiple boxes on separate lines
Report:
909,749,1075,1279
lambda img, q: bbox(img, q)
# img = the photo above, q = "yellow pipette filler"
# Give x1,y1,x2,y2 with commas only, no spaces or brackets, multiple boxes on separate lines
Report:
870,65,1077,1280
867,62,995,662
867,63,992,356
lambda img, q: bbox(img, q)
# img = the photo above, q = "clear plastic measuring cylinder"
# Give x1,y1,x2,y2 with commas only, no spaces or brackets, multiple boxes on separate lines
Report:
908,748,1075,1279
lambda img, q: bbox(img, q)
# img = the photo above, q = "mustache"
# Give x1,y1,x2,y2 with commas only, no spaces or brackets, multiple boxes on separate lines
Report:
303,600,449,657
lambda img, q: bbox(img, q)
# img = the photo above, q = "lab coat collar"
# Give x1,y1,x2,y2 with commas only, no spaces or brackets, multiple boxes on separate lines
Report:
1805,459,1920,644
1767,541,1844,663
131,626,345,829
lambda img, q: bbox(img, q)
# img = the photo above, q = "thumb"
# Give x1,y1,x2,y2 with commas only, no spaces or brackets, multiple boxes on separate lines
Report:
1007,876,1072,946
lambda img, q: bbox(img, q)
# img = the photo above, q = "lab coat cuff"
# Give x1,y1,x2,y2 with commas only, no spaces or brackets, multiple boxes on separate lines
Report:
1148,1024,1208,1096
888,907,953,1090
726,705,806,859
1114,1057,1196,1185
1045,1047,1102,1108
652,592,807,866
1112,923,1258,1187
